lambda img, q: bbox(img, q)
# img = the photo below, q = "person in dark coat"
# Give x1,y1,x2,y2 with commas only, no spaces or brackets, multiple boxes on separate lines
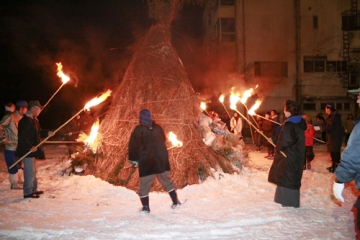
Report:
262,112,276,159
323,103,344,173
268,99,307,208
128,109,180,213
254,115,263,151
15,100,54,198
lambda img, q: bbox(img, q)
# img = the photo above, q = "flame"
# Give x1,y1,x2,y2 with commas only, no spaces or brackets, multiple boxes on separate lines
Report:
240,88,254,104
168,131,183,147
248,100,262,116
229,93,240,110
84,90,112,110
84,120,99,145
56,62,70,84
219,95,224,103
200,102,207,111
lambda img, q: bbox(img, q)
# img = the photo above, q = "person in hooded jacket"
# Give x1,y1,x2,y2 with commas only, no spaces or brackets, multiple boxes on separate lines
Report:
128,109,180,213
268,99,307,208
333,88,360,234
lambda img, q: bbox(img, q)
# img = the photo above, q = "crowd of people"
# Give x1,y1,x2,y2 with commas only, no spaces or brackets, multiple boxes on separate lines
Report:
0,100,94,198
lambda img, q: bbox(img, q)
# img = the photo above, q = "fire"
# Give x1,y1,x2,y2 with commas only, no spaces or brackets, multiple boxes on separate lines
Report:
229,93,240,110
219,95,224,103
200,102,207,111
240,88,254,104
84,90,112,110
248,100,262,116
84,120,99,145
56,62,70,84
168,131,183,147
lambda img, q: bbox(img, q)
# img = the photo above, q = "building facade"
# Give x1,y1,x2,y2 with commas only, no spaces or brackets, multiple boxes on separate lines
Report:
203,0,360,120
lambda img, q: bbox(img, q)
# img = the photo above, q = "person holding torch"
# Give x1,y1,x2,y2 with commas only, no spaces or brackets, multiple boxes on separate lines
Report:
15,101,54,198
268,100,307,208
128,109,181,213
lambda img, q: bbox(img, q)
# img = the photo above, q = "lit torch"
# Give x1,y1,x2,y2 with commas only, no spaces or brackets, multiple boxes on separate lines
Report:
219,95,231,117
229,94,286,157
248,100,262,116
42,62,71,112
168,131,183,150
200,102,209,115
9,90,112,169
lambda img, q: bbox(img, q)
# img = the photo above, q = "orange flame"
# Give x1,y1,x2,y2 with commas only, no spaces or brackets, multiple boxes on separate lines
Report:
219,95,225,103
168,131,183,147
56,62,70,84
200,102,207,111
84,90,112,110
248,100,262,116
84,120,99,146
229,93,240,110
240,88,254,104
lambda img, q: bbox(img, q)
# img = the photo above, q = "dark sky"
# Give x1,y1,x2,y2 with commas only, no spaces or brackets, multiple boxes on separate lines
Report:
0,0,204,129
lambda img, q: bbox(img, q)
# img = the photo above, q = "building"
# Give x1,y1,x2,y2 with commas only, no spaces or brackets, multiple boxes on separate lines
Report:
203,0,360,121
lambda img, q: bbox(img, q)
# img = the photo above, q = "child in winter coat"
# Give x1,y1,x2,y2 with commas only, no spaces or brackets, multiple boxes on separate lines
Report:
303,114,316,169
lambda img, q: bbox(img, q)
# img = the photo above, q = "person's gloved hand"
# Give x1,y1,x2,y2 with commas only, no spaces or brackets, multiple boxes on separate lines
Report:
130,161,138,167
333,182,345,202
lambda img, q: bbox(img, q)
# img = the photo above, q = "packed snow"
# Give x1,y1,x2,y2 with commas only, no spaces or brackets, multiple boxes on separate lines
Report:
0,143,358,239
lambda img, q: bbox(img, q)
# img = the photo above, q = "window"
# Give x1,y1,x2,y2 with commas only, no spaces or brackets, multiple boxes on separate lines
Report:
320,103,327,110
344,103,350,110
303,103,316,110
336,103,343,110
220,0,235,5
254,62,288,77
304,56,326,72
220,18,235,42
313,16,318,29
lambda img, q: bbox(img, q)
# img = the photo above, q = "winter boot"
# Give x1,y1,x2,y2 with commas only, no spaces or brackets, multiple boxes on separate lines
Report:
326,163,335,171
9,174,22,190
139,196,150,213
169,190,181,208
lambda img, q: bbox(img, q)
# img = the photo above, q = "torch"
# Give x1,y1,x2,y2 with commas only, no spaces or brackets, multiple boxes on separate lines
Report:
41,63,70,112
9,90,112,169
124,131,183,168
200,102,209,115
230,94,287,158
219,95,231,118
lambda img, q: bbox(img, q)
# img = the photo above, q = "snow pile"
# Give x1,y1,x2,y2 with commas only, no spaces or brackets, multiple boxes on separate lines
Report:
0,144,358,239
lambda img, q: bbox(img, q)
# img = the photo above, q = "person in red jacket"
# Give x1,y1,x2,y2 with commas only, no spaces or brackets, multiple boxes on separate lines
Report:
302,114,316,170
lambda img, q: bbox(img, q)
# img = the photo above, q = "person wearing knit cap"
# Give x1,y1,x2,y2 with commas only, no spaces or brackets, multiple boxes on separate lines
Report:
128,109,181,213
0,101,28,190
323,102,344,173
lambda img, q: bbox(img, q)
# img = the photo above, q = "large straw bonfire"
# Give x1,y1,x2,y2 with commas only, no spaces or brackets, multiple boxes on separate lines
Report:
89,0,238,192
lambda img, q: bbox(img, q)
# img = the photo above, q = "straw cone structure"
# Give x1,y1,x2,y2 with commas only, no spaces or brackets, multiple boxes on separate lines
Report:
91,24,237,192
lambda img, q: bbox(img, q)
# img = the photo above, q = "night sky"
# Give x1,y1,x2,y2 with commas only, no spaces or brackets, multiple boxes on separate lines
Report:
0,0,204,129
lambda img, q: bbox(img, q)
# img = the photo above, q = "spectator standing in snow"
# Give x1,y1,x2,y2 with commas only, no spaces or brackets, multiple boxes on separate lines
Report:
254,115,263,151
302,114,316,170
15,100,54,198
268,100,306,208
344,113,355,146
262,112,276,159
270,110,281,144
323,103,344,173
333,88,360,234
221,112,231,131
0,101,28,190
230,112,242,138
128,109,180,213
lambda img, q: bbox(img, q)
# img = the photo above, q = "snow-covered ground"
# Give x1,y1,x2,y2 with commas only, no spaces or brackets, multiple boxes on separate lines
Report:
0,143,358,239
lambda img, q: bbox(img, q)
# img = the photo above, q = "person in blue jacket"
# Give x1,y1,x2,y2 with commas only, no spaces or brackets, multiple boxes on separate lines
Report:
333,87,360,232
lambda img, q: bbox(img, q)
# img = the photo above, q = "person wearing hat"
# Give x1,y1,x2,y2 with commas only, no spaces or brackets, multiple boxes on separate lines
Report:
15,100,54,198
0,101,28,190
323,102,344,173
128,109,181,213
333,87,360,234
302,114,316,170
